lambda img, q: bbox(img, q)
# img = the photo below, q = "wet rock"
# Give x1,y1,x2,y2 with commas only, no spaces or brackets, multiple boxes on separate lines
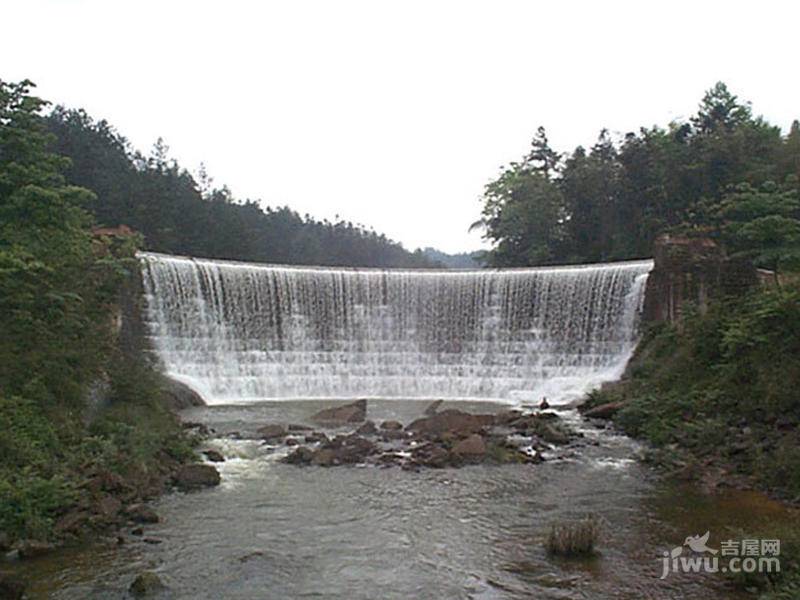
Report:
125,503,159,524
406,410,493,437
288,424,312,432
256,424,287,441
582,401,624,419
286,438,299,446
131,527,144,536
160,376,205,409
310,399,367,425
355,420,378,435
129,571,165,597
311,448,336,467
452,434,487,457
537,424,571,445
174,464,221,490
239,550,265,563
493,410,523,426
423,399,444,416
304,431,329,444
17,540,54,560
0,572,25,600
412,444,450,468
202,449,225,462
381,430,408,441
285,446,315,465
143,538,163,545
380,420,403,431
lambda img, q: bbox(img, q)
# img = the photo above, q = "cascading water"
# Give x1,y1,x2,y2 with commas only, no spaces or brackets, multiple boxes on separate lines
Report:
140,252,652,406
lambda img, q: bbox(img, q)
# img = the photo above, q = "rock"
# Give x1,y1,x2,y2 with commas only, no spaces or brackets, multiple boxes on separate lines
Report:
493,410,522,426
285,438,299,446
381,430,408,441
125,503,159,524
311,448,336,467
355,420,378,435
412,444,450,468
174,464,221,490
129,571,166,597
0,572,25,600
582,401,625,419
423,399,444,416
310,399,367,425
143,538,163,545
202,449,225,462
160,376,205,409
182,421,210,435
17,540,54,560
452,434,487,457
288,424,312,432
285,446,315,465
380,420,403,431
406,410,493,437
537,424,571,445
304,431,329,444
131,527,144,536
256,424,287,441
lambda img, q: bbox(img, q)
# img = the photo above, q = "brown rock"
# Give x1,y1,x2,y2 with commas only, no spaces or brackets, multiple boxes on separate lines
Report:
285,438,299,446
174,464,221,490
380,420,403,431
202,449,225,462
452,434,487,457
304,431,329,444
256,424,287,441
285,446,315,464
310,399,367,425
311,448,336,466
129,571,165,597
412,444,450,468
582,401,625,419
125,504,159,524
355,420,378,435
288,424,312,432
160,376,205,409
406,410,493,437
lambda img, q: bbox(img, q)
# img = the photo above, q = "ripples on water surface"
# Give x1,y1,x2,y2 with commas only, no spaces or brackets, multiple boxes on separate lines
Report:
10,400,776,599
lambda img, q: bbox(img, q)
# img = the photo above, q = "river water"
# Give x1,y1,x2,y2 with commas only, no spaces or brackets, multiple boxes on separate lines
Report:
11,400,783,599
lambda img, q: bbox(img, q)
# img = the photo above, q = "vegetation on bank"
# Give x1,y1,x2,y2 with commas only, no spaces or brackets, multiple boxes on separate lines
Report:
0,79,195,545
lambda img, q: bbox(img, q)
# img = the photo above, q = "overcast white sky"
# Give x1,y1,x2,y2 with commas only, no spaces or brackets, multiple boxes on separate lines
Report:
4,1,799,253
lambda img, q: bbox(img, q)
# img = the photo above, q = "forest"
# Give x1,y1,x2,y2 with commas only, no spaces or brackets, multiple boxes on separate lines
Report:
476,82,800,273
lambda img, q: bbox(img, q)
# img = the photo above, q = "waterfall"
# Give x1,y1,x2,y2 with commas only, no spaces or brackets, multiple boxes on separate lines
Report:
140,252,652,406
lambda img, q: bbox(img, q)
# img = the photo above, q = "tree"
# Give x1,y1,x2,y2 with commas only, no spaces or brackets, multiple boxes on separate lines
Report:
526,126,561,180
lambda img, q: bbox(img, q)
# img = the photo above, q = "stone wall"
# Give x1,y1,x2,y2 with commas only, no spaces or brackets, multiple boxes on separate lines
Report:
642,234,757,324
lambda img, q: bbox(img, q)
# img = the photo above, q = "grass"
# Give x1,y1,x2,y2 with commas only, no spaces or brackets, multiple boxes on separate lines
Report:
545,515,601,557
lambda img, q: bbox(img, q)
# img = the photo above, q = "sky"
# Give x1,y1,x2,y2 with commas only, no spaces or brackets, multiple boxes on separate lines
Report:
3,1,800,253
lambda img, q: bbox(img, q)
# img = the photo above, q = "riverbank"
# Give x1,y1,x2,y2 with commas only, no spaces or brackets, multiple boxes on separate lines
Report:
579,280,800,597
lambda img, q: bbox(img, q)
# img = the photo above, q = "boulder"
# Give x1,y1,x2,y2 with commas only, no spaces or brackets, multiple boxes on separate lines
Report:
406,410,494,437
0,572,25,600
304,431,329,444
174,464,221,490
125,504,160,524
287,424,312,432
452,434,487,457
411,444,450,468
129,571,166,597
285,438,299,446
311,448,336,467
582,401,625,419
380,420,403,431
160,376,205,409
355,420,378,435
17,540,54,560
285,446,315,465
202,449,225,462
310,399,367,425
423,399,444,416
256,424,287,441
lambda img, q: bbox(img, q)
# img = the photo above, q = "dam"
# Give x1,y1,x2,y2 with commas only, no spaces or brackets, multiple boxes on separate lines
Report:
139,252,652,405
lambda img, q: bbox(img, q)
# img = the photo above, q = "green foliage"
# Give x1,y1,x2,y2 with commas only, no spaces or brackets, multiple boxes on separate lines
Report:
44,107,436,268
477,82,793,266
